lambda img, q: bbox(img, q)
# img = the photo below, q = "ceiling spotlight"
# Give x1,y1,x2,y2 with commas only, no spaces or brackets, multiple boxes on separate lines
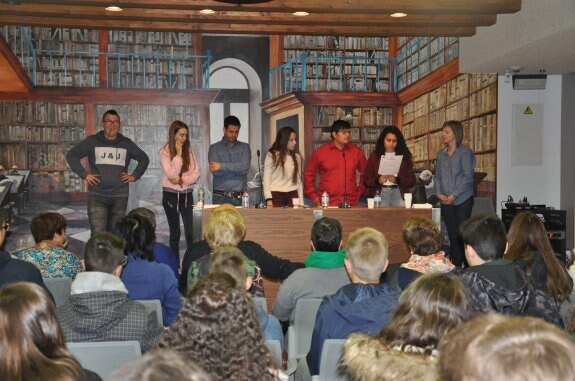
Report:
199,9,216,14
391,12,407,18
293,11,310,16
1,0,22,5
105,5,123,11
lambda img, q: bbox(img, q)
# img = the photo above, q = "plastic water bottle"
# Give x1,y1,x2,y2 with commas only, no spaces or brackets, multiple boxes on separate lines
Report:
197,187,205,208
321,191,329,208
242,192,250,208
374,190,381,208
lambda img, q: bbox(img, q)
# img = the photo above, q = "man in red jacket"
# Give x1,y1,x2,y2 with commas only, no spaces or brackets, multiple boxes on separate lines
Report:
304,120,367,206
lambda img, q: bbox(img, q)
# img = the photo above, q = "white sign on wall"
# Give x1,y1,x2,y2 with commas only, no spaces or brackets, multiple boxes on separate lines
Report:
512,103,543,166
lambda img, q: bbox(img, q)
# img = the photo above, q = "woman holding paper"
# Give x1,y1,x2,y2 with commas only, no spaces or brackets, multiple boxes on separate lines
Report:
365,125,416,206
263,126,303,207
435,120,476,268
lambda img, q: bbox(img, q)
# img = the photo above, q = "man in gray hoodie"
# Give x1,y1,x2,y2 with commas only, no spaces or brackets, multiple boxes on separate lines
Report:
66,109,149,236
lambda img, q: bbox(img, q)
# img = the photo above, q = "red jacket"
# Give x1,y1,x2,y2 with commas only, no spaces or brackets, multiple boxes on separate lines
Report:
304,141,367,206
364,152,416,196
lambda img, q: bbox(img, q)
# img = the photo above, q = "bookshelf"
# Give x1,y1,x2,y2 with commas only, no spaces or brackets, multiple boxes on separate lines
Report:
0,102,87,192
401,73,497,202
282,35,391,93
311,105,393,158
397,37,459,90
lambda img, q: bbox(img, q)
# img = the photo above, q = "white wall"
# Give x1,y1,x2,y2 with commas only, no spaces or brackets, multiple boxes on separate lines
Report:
497,75,563,212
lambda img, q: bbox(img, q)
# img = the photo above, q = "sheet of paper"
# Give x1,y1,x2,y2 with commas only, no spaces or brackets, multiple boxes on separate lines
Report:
378,154,403,176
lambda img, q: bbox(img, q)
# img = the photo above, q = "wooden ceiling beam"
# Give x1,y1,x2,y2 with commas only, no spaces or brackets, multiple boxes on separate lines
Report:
7,0,522,15
0,5,498,27
0,15,477,36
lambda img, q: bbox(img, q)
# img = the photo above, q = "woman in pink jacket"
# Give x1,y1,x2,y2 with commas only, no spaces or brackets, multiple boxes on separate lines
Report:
160,120,200,259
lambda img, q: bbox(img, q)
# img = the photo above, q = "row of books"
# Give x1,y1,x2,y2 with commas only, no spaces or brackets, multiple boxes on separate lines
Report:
313,106,392,127
304,61,391,78
109,30,195,46
0,102,85,125
0,126,83,142
469,84,497,118
284,35,388,51
94,104,201,128
476,153,496,182
464,114,497,152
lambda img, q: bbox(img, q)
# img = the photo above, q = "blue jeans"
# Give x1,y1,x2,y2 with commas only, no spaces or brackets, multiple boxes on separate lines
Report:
380,187,404,207
212,192,242,206
88,194,128,236
162,191,194,259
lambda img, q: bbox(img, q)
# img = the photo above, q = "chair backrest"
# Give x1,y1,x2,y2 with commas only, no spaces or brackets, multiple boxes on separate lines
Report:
253,296,267,312
43,277,72,307
67,341,141,380
318,339,348,381
265,339,283,367
287,298,323,360
135,299,163,326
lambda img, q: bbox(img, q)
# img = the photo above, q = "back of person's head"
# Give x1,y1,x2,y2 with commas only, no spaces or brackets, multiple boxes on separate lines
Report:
128,207,157,230
460,213,506,262
439,313,575,381
108,349,211,381
402,217,441,256
345,227,388,283
209,246,248,289
113,214,155,260
340,332,438,381
204,205,246,248
157,273,275,380
0,282,83,381
506,211,572,301
379,273,474,350
30,212,66,243
311,217,343,252
84,232,126,273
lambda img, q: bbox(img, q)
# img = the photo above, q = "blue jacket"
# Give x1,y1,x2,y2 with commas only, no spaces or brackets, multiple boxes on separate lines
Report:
306,282,400,375
153,242,179,279
435,144,476,205
120,254,181,326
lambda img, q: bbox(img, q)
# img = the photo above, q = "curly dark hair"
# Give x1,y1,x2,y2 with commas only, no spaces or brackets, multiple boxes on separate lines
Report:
374,125,412,158
156,273,277,380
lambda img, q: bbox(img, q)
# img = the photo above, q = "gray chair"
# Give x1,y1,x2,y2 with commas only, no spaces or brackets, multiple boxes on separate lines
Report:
43,277,72,307
287,298,323,360
265,339,283,366
135,299,163,326
314,339,348,381
67,341,141,380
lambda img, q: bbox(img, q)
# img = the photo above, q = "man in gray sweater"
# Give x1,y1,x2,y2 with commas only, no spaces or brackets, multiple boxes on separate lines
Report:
66,109,149,236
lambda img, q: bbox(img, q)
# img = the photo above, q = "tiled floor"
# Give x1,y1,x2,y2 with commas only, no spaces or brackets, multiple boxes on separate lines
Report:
5,192,181,259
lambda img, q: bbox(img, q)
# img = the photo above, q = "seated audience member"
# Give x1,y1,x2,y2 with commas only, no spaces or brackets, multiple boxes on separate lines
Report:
209,246,284,350
128,207,179,278
181,204,304,296
157,273,284,381
0,282,101,381
57,232,164,351
459,213,562,326
398,217,454,289
0,208,51,294
16,212,82,279
505,211,573,301
108,349,211,381
114,214,181,326
272,217,350,324
340,273,473,381
305,227,401,377
438,313,575,381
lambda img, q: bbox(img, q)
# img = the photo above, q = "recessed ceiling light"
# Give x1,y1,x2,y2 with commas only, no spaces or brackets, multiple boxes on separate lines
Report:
200,9,216,14
293,11,309,16
105,5,123,11
391,12,407,18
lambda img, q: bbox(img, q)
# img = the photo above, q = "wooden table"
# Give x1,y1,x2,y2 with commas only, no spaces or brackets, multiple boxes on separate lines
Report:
194,207,434,309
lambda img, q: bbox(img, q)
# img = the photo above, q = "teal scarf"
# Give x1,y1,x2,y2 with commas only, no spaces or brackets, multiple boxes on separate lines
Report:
304,249,346,269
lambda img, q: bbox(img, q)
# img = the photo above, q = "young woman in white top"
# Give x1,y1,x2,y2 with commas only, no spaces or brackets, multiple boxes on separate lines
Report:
263,126,303,208
160,120,200,258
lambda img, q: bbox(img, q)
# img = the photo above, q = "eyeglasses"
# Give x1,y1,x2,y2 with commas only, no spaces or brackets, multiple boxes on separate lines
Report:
337,129,351,135
121,255,128,267
103,120,121,126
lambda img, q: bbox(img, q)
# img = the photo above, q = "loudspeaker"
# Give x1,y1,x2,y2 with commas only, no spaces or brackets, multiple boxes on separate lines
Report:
501,209,567,262
512,74,547,90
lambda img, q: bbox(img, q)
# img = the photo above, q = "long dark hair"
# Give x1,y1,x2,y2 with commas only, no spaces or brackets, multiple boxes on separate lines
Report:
505,212,572,301
0,282,85,381
113,214,155,261
374,125,412,158
166,120,192,173
268,126,299,185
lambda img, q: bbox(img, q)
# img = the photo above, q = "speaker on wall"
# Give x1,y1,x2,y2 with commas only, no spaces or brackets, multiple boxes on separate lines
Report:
513,74,547,90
